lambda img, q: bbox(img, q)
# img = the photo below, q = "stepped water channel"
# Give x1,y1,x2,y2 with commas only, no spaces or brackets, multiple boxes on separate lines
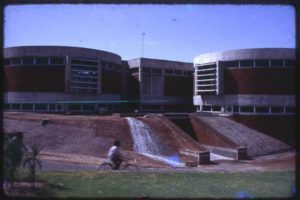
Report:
126,117,184,167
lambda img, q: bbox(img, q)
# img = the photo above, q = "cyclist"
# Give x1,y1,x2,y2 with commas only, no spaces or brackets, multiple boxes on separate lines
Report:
107,140,122,170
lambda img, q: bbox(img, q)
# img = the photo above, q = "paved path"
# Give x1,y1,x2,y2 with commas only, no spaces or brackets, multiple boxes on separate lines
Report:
38,150,294,173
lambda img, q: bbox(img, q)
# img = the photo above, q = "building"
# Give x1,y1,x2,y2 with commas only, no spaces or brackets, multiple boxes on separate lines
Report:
193,48,296,145
3,46,127,113
127,58,194,112
3,46,194,113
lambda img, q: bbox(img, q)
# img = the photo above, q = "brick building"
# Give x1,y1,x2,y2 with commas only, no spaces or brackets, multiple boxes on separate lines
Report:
193,48,296,145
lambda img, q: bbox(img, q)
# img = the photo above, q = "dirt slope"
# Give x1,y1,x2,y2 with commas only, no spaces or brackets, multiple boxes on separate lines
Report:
191,114,291,157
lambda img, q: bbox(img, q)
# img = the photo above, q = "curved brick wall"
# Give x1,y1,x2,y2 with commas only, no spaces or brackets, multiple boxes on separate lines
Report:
4,65,65,92
229,115,296,146
224,68,295,95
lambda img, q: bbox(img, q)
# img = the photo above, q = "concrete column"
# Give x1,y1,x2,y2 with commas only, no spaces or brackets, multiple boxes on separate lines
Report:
65,56,71,93
97,58,102,94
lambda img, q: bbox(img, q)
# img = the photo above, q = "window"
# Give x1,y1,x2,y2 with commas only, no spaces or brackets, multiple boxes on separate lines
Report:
225,61,239,68
271,107,284,113
50,57,64,64
165,69,173,74
174,70,182,75
152,68,162,74
35,104,48,110
226,106,232,112
11,104,21,110
233,106,239,113
49,104,56,110
82,104,95,111
285,59,295,67
240,60,254,67
11,58,22,65
130,68,139,74
255,106,269,113
36,57,49,64
4,58,11,65
101,61,107,68
23,57,35,65
240,106,254,113
82,60,97,66
4,104,10,109
212,106,221,112
142,67,151,73
255,60,269,67
285,107,295,113
68,104,81,111
270,59,283,67
22,104,33,110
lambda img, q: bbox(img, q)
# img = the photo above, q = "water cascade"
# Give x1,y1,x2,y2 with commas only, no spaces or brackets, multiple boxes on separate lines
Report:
126,117,184,167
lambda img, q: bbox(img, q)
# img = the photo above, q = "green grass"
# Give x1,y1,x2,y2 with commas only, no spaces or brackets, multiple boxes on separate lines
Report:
7,169,295,198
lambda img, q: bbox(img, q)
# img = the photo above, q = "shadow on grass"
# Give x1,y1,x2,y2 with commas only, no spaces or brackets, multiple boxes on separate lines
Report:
31,182,70,197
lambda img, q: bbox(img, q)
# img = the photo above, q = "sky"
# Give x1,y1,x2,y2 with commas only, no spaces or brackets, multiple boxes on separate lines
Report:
4,4,295,62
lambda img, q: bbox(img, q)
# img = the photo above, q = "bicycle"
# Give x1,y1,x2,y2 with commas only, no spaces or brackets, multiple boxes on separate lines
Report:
97,160,139,171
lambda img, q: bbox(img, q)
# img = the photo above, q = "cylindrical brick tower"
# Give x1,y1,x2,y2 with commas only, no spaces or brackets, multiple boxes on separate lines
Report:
4,46,125,113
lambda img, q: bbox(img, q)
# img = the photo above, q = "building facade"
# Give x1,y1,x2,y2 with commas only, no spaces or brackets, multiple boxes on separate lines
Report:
127,58,194,112
193,48,296,145
4,46,126,113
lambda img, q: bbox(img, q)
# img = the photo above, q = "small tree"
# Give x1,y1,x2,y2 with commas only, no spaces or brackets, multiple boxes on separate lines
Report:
23,144,42,189
4,132,25,188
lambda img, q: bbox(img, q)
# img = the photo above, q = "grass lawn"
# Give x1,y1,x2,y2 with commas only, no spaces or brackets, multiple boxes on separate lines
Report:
6,169,295,198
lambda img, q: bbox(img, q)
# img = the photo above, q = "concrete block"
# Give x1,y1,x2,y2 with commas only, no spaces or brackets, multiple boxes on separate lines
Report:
236,147,248,160
198,151,210,164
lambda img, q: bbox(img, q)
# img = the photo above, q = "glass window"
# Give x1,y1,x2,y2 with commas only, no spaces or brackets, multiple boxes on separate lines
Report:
212,106,221,112
226,106,232,112
50,57,64,64
285,106,295,113
82,104,95,111
82,60,98,66
72,59,82,65
240,60,254,67
49,104,56,110
4,58,11,65
152,68,162,74
285,59,295,67
240,106,254,113
101,61,107,68
202,105,211,111
165,69,173,74
4,104,10,109
22,104,33,110
11,57,22,65
11,104,21,110
35,104,48,110
130,68,139,74
22,57,35,65
142,67,151,73
233,106,239,112
36,57,49,64
271,107,284,113
174,70,182,75
270,59,283,67
142,75,151,95
255,106,269,113
225,61,239,68
68,104,81,111
255,59,269,67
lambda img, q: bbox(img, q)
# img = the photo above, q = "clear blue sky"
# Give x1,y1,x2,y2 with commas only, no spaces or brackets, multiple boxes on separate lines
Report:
4,4,295,62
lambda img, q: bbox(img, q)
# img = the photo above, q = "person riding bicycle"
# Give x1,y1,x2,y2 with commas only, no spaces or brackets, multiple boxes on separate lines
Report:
107,140,122,170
